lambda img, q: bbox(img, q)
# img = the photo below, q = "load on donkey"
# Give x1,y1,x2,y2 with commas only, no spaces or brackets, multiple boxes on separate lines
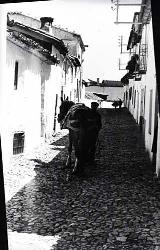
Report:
58,97,102,178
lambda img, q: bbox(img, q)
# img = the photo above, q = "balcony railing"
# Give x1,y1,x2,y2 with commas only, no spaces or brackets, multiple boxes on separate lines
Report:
121,42,148,85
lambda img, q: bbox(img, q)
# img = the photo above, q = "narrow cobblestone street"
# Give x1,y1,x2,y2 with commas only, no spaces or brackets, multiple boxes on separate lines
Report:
5,108,160,250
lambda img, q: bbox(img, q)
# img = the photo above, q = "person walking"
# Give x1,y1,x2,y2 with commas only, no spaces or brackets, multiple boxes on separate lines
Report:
118,98,123,109
89,102,102,163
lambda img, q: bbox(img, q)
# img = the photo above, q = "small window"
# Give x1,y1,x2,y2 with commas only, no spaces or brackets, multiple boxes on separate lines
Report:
13,132,25,154
71,67,73,83
75,67,77,77
129,87,132,100
126,91,128,101
14,61,19,90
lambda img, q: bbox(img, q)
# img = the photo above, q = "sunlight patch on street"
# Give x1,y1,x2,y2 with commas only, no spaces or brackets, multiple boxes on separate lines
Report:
8,230,61,250
4,131,68,202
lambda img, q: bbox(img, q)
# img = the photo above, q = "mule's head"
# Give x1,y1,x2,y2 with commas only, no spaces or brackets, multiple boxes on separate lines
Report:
58,97,75,125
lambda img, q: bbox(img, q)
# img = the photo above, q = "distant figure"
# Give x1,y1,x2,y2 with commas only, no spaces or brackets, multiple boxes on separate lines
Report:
112,100,119,109
90,102,102,162
112,99,123,109
118,98,123,109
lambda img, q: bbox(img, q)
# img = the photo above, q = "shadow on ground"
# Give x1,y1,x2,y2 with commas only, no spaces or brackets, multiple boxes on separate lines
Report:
6,108,160,249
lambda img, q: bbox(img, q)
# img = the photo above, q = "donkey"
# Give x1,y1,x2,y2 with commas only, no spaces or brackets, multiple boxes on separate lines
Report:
58,97,101,177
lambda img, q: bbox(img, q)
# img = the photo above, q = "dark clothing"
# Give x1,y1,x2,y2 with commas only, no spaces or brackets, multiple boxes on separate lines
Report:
96,111,102,130
91,109,102,131
118,100,123,108
89,109,102,162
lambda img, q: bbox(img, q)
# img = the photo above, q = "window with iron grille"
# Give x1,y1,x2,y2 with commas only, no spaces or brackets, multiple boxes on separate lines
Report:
139,44,148,74
13,132,25,155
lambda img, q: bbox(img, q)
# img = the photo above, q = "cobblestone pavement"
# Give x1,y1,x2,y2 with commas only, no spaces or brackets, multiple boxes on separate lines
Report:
5,108,160,250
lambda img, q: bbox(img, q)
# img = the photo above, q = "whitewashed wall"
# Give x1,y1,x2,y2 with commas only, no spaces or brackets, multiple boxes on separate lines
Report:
124,20,157,162
0,6,8,169
143,22,157,159
44,64,62,139
5,40,43,157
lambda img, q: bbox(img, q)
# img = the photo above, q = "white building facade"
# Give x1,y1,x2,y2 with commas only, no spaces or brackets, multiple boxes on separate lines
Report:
1,13,85,166
121,0,160,176
8,12,86,104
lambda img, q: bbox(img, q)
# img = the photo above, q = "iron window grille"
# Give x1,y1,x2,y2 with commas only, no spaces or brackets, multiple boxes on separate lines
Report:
13,132,25,155
139,44,148,74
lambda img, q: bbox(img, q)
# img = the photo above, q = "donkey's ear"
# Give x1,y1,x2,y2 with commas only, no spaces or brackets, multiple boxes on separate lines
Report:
61,97,63,102
66,96,69,101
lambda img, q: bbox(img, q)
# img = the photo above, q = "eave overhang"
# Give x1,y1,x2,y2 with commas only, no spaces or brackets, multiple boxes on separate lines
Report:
7,18,68,56
7,31,60,64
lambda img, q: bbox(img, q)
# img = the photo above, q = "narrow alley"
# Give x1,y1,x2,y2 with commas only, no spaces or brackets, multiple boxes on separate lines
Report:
5,107,160,250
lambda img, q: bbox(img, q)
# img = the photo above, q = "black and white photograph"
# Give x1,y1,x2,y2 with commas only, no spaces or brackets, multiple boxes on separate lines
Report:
1,0,160,249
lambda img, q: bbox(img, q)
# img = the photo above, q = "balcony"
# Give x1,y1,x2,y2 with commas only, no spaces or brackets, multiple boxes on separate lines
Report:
122,45,147,84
